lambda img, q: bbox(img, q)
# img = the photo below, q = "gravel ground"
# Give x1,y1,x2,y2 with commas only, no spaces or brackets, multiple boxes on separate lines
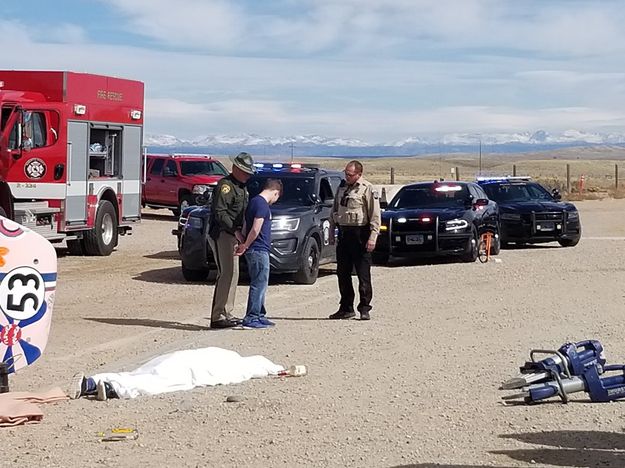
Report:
4,199,625,468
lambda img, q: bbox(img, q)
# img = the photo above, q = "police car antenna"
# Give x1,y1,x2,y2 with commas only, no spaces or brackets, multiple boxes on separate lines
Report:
478,138,482,176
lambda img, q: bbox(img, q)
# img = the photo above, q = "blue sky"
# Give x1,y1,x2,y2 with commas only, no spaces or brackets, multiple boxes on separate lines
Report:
3,0,625,143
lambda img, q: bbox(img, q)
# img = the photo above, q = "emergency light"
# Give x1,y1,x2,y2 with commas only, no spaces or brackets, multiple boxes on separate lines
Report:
73,104,87,115
476,176,532,182
435,185,462,192
253,162,316,171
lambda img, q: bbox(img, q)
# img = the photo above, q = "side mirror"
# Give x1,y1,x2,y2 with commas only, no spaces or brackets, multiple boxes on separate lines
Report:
379,200,388,210
552,188,562,201
309,193,321,204
196,189,211,206
473,198,489,208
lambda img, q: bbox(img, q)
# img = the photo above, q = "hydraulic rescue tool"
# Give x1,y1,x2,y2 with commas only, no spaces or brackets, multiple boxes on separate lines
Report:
500,340,625,404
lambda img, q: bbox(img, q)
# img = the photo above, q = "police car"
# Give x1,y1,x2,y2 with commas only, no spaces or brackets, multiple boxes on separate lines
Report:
373,180,500,263
476,176,581,247
174,163,344,284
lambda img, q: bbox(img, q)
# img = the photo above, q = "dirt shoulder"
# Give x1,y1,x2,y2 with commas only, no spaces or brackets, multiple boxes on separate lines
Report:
4,200,625,467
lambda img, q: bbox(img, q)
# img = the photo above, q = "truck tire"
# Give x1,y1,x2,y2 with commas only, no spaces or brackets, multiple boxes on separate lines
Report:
172,194,194,217
66,239,84,255
182,265,209,282
83,200,118,256
293,237,320,284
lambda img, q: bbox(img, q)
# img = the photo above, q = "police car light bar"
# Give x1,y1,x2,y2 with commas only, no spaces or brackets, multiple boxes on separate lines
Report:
170,153,213,159
254,162,317,171
435,185,462,192
476,176,532,182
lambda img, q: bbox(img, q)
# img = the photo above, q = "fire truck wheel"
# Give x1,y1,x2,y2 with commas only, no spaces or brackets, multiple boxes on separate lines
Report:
66,239,84,256
83,200,118,256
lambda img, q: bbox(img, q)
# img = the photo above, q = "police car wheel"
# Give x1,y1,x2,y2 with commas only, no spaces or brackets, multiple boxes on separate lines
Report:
294,237,320,284
83,200,118,256
558,238,579,248
490,231,501,256
461,228,478,263
182,265,209,282
372,252,389,265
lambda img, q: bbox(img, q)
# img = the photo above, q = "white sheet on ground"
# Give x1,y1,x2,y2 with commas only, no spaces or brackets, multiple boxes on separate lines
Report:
91,347,284,399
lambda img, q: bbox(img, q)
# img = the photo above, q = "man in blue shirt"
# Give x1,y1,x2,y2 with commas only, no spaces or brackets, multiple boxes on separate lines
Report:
235,179,283,329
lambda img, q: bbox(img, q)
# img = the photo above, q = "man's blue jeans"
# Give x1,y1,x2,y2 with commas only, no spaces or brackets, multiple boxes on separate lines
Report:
243,249,270,322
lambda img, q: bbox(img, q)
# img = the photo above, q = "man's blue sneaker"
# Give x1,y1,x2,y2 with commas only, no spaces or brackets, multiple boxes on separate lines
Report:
241,319,270,329
259,317,275,326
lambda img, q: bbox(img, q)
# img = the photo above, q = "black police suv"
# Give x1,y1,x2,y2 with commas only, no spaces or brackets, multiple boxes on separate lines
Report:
373,181,500,263
174,163,344,284
476,177,581,247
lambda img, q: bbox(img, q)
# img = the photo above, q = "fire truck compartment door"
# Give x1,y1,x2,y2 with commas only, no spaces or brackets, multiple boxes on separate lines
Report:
121,125,142,219
65,121,88,225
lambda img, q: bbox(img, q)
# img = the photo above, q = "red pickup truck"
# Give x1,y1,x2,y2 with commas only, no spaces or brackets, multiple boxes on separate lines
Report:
142,154,228,216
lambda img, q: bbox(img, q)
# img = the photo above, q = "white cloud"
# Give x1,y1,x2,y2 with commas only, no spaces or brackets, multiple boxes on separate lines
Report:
3,2,625,141
97,0,246,50
38,23,88,44
95,0,625,58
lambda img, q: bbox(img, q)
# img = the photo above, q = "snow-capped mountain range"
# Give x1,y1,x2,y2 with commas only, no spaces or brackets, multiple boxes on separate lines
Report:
145,130,625,157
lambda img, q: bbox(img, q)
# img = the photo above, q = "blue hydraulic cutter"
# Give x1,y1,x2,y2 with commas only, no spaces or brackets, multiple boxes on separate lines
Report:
500,340,625,404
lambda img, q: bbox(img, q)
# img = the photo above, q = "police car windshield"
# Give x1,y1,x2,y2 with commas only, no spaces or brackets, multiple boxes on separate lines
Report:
391,184,470,209
482,182,552,202
248,176,315,206
180,160,228,176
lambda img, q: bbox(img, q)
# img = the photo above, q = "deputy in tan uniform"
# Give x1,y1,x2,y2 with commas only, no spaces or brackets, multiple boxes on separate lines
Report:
330,160,381,320
208,152,255,328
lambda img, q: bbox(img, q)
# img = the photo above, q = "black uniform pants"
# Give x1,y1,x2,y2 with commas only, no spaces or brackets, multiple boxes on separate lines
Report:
336,226,373,313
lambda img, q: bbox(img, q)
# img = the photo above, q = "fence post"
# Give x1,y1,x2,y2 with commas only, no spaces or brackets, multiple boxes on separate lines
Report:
390,167,395,184
455,167,460,181
566,163,571,193
512,164,517,176
616,164,619,190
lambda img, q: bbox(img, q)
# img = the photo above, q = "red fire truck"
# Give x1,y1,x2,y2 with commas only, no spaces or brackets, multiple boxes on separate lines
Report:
0,70,144,255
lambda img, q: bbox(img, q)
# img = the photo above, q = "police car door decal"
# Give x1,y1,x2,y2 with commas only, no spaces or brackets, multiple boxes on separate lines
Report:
322,220,330,246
